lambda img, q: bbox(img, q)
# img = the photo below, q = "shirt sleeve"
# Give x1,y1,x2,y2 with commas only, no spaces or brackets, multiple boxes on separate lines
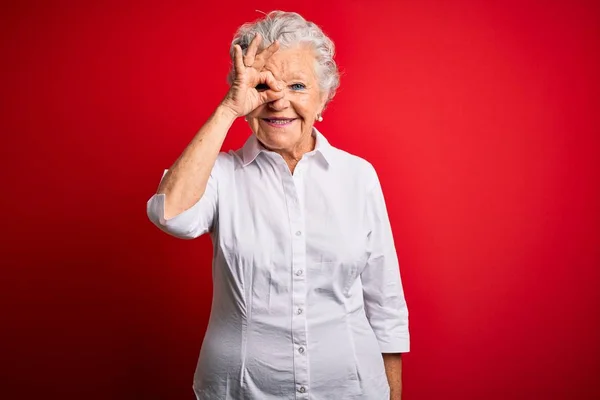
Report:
146,154,225,239
361,166,410,353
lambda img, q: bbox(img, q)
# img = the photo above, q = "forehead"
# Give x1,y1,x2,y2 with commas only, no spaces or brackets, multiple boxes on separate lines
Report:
263,45,318,80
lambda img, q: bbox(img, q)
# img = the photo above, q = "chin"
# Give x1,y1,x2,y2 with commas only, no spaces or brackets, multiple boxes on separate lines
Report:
256,130,300,150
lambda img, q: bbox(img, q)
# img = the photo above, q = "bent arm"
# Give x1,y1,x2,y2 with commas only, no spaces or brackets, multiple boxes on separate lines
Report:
158,104,236,219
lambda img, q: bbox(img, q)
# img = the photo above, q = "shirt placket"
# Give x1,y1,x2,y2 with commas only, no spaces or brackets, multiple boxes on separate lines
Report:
279,159,310,399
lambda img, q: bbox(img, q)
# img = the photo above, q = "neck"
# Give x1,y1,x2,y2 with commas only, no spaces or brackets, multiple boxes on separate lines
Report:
258,130,315,173
280,132,315,173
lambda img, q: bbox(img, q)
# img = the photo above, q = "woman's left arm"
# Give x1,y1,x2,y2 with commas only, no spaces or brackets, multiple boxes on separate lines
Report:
360,164,410,398
383,353,403,399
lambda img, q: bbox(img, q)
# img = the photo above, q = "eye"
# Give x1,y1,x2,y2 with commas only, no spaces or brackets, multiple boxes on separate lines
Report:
290,83,306,91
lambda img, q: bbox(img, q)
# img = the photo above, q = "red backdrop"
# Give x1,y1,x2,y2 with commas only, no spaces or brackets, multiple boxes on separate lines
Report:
2,0,599,399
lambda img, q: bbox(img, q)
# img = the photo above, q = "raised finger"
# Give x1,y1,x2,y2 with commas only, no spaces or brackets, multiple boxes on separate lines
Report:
253,40,280,70
233,44,245,73
243,33,262,68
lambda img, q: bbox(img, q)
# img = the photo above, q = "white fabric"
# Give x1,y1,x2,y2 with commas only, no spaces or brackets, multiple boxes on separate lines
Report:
146,128,409,399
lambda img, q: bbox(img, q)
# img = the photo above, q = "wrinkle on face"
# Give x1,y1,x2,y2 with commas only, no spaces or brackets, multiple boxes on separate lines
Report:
247,44,328,172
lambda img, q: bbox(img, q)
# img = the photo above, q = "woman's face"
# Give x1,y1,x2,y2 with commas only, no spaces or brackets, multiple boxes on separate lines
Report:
247,45,328,154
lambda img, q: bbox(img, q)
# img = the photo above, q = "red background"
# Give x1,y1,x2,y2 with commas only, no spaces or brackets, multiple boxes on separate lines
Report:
2,0,599,399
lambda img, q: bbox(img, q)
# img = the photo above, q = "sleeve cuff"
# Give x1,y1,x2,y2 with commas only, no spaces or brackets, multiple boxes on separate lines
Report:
378,336,411,353
146,193,202,239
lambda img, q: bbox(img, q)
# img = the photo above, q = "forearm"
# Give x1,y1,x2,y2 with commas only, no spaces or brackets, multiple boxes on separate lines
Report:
158,104,236,219
382,353,403,399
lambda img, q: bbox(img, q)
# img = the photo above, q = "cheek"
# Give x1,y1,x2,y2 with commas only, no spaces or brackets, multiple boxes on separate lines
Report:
294,97,319,119
248,108,263,118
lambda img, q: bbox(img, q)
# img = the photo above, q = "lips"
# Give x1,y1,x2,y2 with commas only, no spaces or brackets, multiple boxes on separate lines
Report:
263,118,296,124
262,118,296,127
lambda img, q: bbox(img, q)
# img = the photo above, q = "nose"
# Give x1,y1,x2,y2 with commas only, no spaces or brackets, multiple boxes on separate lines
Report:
267,92,290,111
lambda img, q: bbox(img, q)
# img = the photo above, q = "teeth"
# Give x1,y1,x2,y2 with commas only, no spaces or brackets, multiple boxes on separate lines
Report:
267,119,293,124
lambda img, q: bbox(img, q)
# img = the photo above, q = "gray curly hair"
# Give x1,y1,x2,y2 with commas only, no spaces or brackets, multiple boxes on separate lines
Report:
227,10,341,106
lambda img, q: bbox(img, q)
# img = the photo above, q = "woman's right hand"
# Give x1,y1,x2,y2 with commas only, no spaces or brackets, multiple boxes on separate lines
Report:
220,33,284,118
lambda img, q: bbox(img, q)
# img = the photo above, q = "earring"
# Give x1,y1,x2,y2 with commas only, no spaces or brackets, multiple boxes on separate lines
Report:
244,117,248,121
316,114,323,122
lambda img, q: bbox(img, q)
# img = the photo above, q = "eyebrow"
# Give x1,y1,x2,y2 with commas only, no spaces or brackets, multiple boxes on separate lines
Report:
285,73,310,82
267,67,313,82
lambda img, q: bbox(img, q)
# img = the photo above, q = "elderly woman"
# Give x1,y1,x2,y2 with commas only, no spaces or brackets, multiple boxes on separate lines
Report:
147,10,409,400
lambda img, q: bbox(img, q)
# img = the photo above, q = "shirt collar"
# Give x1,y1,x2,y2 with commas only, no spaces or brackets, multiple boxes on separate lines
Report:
241,127,333,167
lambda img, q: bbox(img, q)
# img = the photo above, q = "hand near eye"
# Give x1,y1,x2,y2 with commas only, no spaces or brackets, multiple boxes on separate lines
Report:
220,33,284,118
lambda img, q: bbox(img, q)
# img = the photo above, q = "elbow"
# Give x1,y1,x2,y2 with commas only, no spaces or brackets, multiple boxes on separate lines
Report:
146,194,203,239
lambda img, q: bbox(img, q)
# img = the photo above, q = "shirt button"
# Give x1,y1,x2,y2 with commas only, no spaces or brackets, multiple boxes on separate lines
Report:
297,308,303,315
298,386,306,393
295,230,302,236
295,269,303,276
298,346,305,354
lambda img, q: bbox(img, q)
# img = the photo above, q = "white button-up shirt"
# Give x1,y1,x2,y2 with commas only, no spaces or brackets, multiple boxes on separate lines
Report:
147,129,409,399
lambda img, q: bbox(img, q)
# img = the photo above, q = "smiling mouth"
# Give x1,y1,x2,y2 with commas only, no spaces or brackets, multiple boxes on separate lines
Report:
262,118,296,126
